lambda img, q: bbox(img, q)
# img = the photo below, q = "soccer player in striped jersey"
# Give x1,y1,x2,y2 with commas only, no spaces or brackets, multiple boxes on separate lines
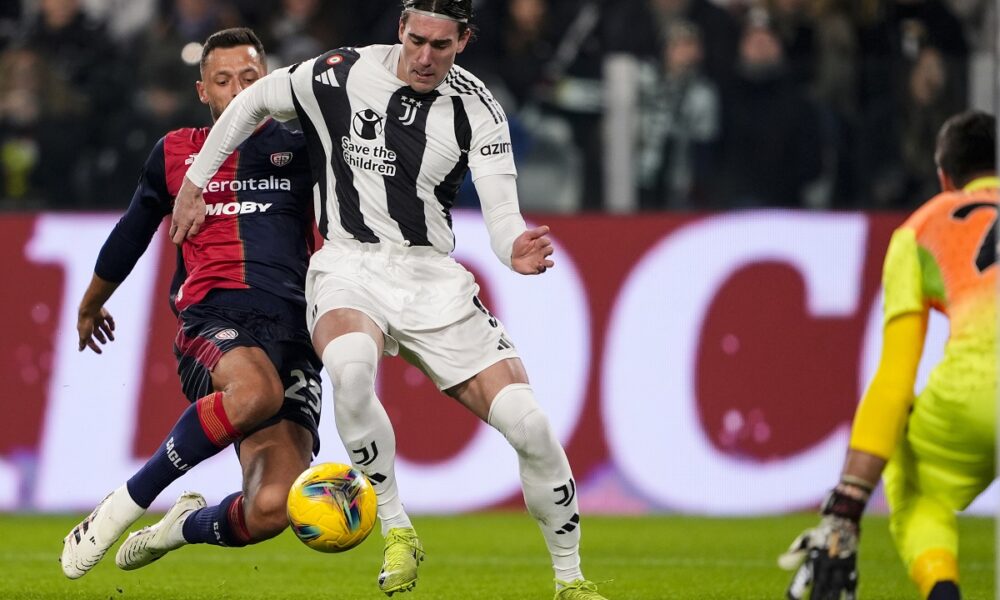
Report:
779,111,997,600
61,28,323,578
171,2,609,598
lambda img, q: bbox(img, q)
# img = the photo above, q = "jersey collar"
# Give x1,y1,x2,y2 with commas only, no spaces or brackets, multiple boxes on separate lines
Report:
962,176,999,192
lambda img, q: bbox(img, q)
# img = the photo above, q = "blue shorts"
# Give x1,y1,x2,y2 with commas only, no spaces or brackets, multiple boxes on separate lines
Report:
174,289,322,455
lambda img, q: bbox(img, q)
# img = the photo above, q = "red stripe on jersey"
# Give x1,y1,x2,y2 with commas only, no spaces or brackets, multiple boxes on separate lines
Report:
164,129,250,311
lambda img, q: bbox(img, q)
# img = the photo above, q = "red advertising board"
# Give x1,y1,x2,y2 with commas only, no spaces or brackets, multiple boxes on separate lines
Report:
1,210,991,514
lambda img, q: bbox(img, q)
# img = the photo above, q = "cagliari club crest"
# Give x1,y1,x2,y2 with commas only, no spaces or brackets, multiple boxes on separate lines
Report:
270,152,293,167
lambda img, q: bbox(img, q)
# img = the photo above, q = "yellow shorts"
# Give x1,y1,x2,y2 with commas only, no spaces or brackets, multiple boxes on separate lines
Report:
882,383,995,568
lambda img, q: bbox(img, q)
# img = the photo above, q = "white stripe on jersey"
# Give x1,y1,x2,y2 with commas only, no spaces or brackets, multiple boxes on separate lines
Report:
420,97,460,251
288,44,516,253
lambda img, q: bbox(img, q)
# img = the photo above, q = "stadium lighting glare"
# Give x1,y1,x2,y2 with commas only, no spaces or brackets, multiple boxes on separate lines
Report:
180,42,202,66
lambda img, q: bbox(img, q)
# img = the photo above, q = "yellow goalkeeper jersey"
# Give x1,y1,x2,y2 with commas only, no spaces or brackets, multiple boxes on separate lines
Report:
882,177,998,399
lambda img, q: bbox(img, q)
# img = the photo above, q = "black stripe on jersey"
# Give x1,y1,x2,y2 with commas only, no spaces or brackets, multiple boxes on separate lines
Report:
383,89,440,246
291,91,330,237
433,97,472,234
310,49,378,242
447,70,506,124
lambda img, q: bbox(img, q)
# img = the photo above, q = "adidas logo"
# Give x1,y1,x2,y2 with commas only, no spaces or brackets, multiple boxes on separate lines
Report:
315,69,339,87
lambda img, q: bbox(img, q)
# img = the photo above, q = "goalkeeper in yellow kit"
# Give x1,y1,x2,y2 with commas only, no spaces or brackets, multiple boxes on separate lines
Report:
780,110,998,600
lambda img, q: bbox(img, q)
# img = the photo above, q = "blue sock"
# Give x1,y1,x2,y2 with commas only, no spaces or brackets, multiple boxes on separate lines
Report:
126,392,240,508
181,492,251,547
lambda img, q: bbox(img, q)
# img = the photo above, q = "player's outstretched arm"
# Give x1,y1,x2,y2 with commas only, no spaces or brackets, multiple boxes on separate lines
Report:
86,136,173,350
474,174,552,274
77,274,120,354
778,311,925,598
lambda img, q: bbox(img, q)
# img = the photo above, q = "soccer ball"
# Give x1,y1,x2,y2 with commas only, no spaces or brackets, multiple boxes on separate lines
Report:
286,462,378,553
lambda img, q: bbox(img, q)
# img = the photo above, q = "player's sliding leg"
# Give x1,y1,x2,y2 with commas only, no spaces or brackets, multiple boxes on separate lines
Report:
319,329,422,596
61,347,283,579
117,419,313,569
486,383,607,599
60,390,240,579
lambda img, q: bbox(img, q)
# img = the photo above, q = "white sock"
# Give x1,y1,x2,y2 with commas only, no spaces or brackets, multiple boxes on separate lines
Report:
488,384,584,584
97,485,145,542
322,333,412,537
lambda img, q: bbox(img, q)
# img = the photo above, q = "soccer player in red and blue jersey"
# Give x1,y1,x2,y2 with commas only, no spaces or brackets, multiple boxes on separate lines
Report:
61,28,321,578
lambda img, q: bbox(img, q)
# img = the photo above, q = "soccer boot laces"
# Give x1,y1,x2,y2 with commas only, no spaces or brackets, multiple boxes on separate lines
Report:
61,491,138,579
115,491,206,571
379,527,425,596
554,579,611,600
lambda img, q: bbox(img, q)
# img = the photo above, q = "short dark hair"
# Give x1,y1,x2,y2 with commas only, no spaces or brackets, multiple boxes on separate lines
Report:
200,27,266,72
401,0,473,36
935,110,996,188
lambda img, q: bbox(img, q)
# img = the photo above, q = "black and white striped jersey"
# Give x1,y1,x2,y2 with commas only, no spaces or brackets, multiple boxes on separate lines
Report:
285,44,516,252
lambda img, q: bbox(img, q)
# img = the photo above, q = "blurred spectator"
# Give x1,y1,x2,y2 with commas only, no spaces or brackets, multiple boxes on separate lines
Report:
765,0,816,90
856,0,967,131
496,0,557,109
534,0,650,211
943,0,993,51
862,45,960,207
640,0,741,94
808,0,857,117
0,0,990,211
853,0,968,208
943,0,994,111
0,1,20,51
717,15,823,207
263,0,348,68
636,21,720,209
96,51,204,207
0,47,87,208
81,0,157,45
20,0,128,207
160,0,233,44
22,0,123,113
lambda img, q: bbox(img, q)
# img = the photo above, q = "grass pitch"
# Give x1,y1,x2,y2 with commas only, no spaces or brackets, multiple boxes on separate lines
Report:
0,512,992,599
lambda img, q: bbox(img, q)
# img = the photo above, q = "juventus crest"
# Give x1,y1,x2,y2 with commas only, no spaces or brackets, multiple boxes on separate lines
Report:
398,96,423,126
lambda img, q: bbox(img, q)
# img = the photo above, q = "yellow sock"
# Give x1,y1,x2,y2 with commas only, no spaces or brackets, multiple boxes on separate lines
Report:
911,548,959,598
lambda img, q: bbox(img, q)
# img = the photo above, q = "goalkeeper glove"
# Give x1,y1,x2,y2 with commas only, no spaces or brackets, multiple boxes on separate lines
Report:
778,483,870,600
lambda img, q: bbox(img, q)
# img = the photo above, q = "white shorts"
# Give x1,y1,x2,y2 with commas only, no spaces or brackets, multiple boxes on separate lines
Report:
306,241,520,390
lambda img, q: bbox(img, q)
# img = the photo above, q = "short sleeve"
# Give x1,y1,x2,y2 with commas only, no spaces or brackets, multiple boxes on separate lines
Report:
881,227,927,326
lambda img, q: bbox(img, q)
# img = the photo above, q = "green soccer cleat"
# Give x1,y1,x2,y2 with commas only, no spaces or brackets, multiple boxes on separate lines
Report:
378,527,425,596
554,579,610,600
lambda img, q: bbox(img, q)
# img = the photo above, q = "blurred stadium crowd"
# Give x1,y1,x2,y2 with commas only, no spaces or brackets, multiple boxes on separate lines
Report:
0,0,994,212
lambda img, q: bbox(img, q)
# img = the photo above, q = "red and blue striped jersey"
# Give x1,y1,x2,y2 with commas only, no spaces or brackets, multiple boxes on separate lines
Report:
95,119,315,313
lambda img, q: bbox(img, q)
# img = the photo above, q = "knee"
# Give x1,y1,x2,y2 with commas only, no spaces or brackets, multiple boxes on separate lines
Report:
322,333,379,416
244,484,291,541
488,384,560,461
225,375,285,427
511,407,560,460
